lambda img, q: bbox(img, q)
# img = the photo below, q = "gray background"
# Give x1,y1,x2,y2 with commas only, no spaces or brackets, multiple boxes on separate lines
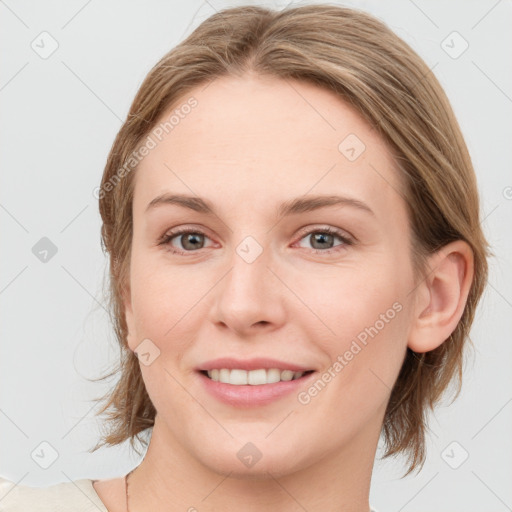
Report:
1,1,511,511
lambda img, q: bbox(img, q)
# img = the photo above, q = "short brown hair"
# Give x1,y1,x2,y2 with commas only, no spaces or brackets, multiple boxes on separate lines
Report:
90,4,490,476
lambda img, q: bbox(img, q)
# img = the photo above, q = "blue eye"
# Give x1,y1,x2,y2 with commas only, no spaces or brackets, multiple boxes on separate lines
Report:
158,226,353,255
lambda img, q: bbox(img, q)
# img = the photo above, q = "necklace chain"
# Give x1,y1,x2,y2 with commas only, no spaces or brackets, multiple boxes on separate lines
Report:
125,470,132,512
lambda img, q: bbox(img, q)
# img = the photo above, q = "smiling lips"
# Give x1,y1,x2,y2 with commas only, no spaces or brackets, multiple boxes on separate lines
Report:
196,357,317,406
204,368,313,385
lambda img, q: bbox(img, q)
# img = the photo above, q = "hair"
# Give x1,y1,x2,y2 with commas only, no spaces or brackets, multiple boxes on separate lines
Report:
89,3,490,477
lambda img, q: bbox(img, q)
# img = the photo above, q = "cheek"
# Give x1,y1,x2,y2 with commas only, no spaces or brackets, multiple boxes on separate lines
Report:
128,251,208,358
296,253,412,393
128,256,197,410
297,256,407,338
294,304,410,451
130,246,187,319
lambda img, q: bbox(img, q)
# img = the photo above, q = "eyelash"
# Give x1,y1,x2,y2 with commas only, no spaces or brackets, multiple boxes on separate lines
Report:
158,226,354,256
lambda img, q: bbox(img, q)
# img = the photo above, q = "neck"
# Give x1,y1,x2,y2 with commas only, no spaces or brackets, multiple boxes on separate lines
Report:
126,413,382,512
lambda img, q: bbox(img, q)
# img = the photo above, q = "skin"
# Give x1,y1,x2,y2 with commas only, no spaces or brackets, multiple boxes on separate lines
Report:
93,72,474,512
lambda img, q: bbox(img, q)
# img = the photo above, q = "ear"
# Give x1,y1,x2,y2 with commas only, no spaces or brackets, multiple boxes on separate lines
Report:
408,240,474,353
122,282,137,351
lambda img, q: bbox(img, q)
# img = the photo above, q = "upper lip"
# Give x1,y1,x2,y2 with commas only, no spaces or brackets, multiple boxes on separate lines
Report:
197,357,314,372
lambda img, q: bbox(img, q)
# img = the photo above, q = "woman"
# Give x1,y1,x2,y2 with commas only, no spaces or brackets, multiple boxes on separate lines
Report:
0,3,488,511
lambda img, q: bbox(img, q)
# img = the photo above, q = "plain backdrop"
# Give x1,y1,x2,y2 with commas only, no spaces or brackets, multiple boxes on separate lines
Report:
1,1,511,511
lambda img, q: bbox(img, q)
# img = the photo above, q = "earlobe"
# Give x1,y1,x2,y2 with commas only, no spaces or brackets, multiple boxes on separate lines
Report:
408,240,474,353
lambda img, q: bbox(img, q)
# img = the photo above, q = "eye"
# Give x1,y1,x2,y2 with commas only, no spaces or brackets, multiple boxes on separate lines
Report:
294,226,353,254
158,228,214,253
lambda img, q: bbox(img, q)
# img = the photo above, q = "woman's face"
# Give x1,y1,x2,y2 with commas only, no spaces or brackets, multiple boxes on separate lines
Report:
124,73,418,477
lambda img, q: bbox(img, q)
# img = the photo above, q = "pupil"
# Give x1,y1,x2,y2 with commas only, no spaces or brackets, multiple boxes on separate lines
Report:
312,233,333,249
183,233,203,250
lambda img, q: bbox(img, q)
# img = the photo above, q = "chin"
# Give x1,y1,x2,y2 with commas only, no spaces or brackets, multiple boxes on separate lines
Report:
190,432,313,480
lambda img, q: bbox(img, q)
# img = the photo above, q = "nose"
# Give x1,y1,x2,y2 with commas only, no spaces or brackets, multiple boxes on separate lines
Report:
210,240,286,336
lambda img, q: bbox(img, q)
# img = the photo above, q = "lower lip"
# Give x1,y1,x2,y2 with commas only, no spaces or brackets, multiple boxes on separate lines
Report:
197,371,316,407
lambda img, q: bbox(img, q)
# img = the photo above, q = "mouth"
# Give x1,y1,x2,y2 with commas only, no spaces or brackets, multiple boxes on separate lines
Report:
195,357,318,406
197,367,317,407
199,368,316,385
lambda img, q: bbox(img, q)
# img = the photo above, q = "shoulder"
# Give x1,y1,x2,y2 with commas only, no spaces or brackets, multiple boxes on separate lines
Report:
0,475,108,512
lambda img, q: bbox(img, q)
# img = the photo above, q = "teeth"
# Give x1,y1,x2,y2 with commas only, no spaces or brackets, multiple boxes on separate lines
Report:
281,370,294,381
267,368,281,383
230,369,247,385
248,369,266,385
206,368,308,385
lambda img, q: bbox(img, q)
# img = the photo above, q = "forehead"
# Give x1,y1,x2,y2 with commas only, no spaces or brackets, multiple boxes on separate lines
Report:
133,74,405,215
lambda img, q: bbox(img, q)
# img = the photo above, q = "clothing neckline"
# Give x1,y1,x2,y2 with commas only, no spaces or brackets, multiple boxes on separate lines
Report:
81,479,109,512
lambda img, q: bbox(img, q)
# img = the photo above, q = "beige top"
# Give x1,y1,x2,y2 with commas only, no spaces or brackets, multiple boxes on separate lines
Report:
0,476,109,512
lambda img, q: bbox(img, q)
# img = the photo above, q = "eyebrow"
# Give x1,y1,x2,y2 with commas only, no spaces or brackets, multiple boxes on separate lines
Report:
145,193,375,217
